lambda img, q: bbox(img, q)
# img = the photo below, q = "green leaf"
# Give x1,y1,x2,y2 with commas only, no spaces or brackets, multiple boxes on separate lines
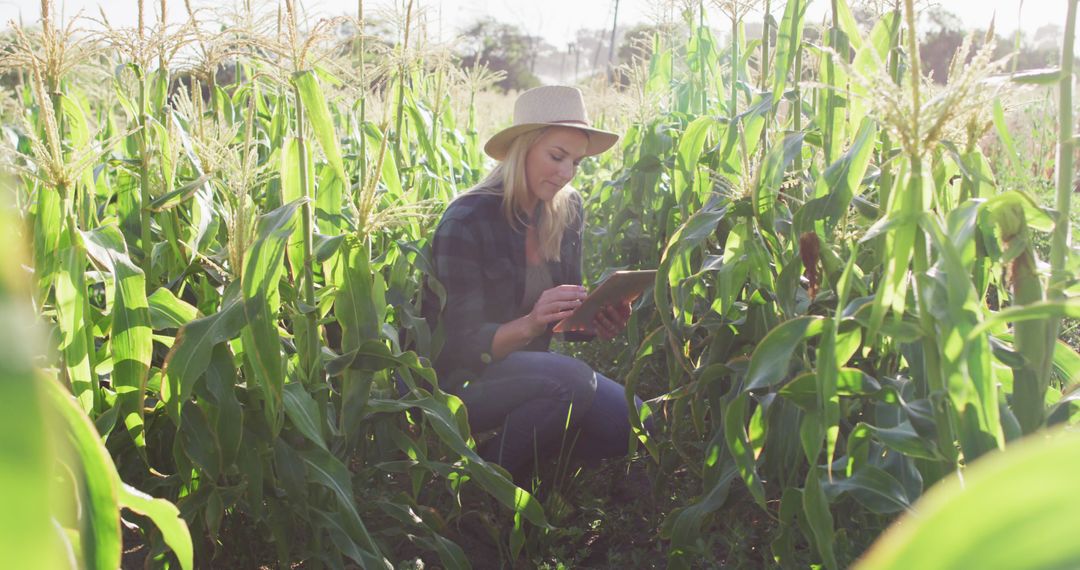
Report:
178,400,222,477
32,185,62,296
724,392,767,509
162,283,246,421
56,241,97,413
833,0,865,52
746,316,827,391
772,0,808,98
148,288,200,330
42,377,121,570
857,429,1080,569
852,421,941,461
819,119,878,230
823,465,913,514
119,484,193,570
779,368,882,411
325,339,408,376
283,382,326,450
309,509,391,569
83,225,152,452
148,175,210,212
241,199,304,430
1050,339,1080,385
0,307,64,569
867,168,927,338
970,298,1080,340
365,393,550,528
1009,67,1061,85
992,99,1024,175
803,468,838,569
202,344,243,467
755,132,805,227
299,446,390,567
662,462,737,568
674,116,719,200
293,70,350,188
280,136,303,206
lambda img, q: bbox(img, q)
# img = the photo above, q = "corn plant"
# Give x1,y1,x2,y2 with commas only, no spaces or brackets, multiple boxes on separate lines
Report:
0,168,192,568
579,1,1080,567
1,1,545,567
3,0,1079,567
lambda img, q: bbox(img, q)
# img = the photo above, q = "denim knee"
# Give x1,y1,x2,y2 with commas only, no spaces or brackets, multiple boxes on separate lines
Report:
541,353,597,424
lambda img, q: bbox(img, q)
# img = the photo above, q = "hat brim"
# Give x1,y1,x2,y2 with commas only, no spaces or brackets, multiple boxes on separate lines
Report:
484,123,620,161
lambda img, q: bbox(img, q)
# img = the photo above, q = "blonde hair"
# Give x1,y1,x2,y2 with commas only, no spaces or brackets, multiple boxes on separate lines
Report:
469,127,582,262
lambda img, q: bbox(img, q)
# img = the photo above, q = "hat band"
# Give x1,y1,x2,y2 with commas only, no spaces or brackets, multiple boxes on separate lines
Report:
544,119,590,128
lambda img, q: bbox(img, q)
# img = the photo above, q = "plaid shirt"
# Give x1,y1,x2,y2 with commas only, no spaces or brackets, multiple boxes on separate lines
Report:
423,186,590,391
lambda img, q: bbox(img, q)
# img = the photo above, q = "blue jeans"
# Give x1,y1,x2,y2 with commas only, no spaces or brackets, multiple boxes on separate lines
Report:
452,351,649,485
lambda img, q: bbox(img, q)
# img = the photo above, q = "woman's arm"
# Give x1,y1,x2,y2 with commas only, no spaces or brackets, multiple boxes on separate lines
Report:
490,284,587,360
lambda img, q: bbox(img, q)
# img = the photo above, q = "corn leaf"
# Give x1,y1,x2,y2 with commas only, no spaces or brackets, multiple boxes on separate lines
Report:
746,316,826,391
803,468,838,569
83,225,152,452
723,392,767,509
299,445,390,567
241,199,304,432
56,239,97,413
0,306,64,569
772,0,808,98
162,283,246,421
283,382,326,450
42,376,121,570
147,288,200,330
858,429,1080,569
293,70,349,188
118,484,193,570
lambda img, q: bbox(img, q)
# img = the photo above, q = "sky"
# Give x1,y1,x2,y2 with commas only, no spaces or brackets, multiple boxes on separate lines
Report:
0,0,1067,48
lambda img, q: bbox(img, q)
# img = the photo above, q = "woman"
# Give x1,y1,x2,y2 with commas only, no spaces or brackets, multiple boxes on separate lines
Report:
423,85,648,487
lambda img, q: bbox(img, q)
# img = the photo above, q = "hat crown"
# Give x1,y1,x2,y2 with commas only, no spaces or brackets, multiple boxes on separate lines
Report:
483,85,617,160
512,85,591,127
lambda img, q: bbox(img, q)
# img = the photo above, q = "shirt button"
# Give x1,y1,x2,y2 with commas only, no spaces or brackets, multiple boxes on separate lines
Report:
480,353,492,364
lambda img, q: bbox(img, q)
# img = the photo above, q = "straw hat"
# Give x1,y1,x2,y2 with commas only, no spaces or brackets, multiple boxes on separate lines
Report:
484,85,619,160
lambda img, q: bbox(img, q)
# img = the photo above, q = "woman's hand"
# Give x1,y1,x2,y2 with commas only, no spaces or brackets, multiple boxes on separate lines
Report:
592,300,632,340
526,284,588,338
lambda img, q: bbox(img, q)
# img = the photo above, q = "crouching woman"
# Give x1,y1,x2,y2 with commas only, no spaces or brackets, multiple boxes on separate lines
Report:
422,86,651,487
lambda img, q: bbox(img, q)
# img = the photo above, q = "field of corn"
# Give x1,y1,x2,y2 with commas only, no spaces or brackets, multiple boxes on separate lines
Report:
3,0,1080,568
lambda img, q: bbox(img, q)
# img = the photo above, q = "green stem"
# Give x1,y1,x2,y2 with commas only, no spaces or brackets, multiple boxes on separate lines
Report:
903,1,955,467
699,0,707,114
392,0,414,172
730,15,739,118
793,35,803,173
760,0,771,160
138,75,154,289
292,84,320,388
878,10,902,211
910,160,957,468
761,0,771,93
904,0,921,140
824,0,840,164
357,0,368,218
1017,0,1080,432
1047,0,1077,344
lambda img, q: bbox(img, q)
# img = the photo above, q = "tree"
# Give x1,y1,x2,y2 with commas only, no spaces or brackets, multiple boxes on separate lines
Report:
458,19,543,92
917,6,1059,84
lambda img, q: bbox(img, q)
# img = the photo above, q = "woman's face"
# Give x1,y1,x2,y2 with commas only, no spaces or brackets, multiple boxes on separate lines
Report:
524,127,589,206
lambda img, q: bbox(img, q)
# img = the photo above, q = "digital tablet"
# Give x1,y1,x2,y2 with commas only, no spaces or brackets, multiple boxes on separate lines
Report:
553,270,657,334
